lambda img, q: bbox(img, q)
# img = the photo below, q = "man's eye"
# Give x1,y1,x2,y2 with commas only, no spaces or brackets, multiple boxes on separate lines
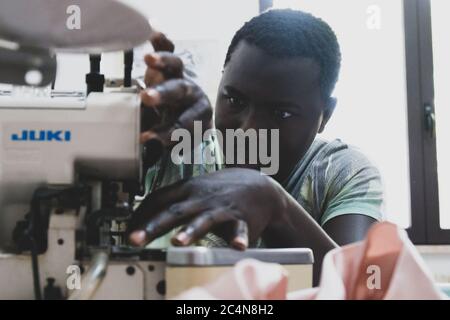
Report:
226,96,246,110
274,110,293,119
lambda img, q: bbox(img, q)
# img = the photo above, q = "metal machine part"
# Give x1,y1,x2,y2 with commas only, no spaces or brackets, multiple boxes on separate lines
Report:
0,204,168,300
167,247,314,266
0,46,56,87
0,0,153,53
0,0,152,87
68,250,109,300
86,55,105,94
166,247,314,298
87,247,167,300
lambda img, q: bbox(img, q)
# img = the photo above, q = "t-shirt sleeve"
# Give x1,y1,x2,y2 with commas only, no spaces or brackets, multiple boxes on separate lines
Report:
145,136,220,193
319,148,385,226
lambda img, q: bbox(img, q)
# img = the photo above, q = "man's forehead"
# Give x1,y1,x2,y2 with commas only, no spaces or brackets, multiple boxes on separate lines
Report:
223,41,321,96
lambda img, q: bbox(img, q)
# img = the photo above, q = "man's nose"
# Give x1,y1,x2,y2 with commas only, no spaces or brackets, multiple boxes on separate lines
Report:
239,107,262,132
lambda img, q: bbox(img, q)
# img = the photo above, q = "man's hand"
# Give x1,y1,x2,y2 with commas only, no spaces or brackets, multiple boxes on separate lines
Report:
141,33,212,162
128,166,338,285
128,168,288,250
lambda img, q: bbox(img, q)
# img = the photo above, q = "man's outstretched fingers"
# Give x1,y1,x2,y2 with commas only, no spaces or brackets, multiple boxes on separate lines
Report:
144,52,184,83
140,88,161,107
150,31,175,52
156,79,201,107
171,209,233,246
176,96,213,132
141,79,201,110
148,96,212,147
144,65,165,88
128,181,190,237
230,220,249,251
131,199,210,246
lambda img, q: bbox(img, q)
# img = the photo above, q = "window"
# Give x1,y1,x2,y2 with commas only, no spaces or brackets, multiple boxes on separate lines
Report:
431,0,450,230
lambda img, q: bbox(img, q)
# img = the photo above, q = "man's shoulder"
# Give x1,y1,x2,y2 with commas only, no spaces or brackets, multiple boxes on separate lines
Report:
285,138,381,201
288,138,384,225
308,138,378,175
310,138,369,159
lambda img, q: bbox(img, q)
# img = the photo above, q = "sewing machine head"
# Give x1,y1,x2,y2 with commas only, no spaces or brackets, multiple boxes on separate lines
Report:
0,89,142,250
0,0,158,239
0,0,151,253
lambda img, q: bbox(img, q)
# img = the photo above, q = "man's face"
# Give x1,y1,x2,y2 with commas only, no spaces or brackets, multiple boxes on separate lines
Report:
215,41,333,182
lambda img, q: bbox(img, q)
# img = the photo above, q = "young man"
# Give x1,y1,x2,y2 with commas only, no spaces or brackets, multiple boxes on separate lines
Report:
129,9,384,282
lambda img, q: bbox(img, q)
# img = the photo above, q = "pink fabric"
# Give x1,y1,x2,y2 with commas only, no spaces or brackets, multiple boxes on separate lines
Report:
175,222,446,300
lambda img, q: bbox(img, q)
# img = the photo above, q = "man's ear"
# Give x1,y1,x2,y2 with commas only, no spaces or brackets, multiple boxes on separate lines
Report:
318,97,337,133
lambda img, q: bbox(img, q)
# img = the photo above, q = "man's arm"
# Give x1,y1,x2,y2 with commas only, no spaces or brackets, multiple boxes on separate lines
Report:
262,190,338,285
263,190,378,284
323,214,377,245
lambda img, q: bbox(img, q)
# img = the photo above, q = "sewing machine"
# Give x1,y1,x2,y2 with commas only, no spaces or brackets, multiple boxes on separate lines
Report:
0,91,313,298
0,0,162,300
0,0,313,300
0,84,155,299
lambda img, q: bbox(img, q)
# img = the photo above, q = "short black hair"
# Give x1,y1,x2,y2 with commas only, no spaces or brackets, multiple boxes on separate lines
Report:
225,9,341,99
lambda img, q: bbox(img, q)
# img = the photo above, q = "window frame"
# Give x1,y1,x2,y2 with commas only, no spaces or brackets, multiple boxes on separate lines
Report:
404,0,450,244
